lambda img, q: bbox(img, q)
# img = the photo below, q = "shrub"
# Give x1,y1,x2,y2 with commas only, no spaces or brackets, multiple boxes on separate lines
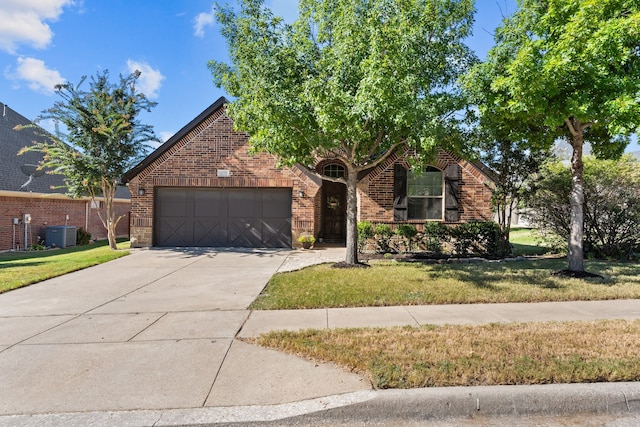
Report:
449,223,474,256
76,227,92,245
357,221,374,252
374,223,394,254
450,221,505,258
527,156,640,259
422,222,448,253
395,224,418,252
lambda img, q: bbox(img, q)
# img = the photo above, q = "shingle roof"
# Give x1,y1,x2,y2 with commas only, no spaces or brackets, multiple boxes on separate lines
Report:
0,102,69,194
0,101,130,199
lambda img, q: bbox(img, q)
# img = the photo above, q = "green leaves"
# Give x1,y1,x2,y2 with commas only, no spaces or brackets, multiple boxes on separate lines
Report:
499,0,640,139
18,70,159,249
30,70,158,194
210,0,476,168
463,0,639,271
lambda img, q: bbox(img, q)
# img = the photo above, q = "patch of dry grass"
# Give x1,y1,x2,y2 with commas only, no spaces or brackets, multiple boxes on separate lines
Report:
251,259,640,309
252,320,640,389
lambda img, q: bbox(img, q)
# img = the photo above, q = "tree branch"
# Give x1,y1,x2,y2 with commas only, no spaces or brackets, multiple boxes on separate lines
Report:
365,130,386,160
357,142,402,173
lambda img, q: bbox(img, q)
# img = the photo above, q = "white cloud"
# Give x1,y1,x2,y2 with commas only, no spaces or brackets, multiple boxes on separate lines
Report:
0,0,74,53
159,131,174,142
194,6,215,38
146,131,172,149
7,56,65,94
126,59,165,99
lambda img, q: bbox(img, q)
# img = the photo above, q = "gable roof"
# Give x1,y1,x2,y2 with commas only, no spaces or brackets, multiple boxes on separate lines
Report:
0,102,69,194
123,96,229,183
121,95,496,187
0,101,130,199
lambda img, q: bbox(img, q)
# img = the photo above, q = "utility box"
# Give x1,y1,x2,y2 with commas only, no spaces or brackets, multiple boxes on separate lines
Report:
46,226,77,248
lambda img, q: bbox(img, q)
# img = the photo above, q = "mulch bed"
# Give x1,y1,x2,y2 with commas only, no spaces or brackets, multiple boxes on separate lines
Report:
551,269,604,279
332,261,371,269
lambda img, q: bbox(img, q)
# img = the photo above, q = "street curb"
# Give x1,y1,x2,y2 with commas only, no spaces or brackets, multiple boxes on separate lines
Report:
287,382,640,425
2,383,639,426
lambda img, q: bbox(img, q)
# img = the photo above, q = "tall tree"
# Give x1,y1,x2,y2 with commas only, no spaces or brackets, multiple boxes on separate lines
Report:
466,0,640,273
19,70,158,250
476,136,549,250
210,0,476,265
462,43,553,250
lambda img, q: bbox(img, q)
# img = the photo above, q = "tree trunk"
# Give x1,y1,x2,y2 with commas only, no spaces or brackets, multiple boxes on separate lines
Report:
567,119,586,272
101,179,120,251
345,164,359,265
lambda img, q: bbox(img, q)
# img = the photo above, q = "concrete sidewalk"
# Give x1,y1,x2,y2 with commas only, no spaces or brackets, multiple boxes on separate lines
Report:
1,246,640,426
240,299,640,337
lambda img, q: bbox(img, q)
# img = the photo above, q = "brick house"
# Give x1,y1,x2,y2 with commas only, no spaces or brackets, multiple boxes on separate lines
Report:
123,97,494,249
0,102,130,251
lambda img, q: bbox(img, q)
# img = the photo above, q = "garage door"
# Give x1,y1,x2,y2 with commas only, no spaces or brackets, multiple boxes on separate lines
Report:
155,188,292,248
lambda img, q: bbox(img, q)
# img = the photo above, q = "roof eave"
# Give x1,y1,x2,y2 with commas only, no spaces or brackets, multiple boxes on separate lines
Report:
122,96,230,183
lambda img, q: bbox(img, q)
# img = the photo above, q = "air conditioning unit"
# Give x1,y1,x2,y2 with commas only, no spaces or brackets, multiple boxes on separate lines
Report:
46,226,77,248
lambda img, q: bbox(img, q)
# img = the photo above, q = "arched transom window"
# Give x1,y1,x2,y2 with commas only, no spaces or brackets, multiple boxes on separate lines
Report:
323,163,345,178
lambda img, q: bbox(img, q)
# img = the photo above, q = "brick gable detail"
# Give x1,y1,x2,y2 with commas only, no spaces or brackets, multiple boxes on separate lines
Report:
358,149,493,226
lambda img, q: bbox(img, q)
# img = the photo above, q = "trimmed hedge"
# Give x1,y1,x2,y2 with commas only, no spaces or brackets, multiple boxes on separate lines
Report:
358,221,508,258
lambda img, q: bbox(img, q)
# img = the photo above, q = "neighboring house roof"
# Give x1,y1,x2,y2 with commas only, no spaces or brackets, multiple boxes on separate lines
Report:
0,101,130,199
123,96,230,183
0,102,68,194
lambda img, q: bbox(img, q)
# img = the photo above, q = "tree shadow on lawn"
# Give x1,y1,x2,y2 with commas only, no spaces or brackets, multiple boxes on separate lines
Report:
0,260,47,270
0,238,128,262
422,260,568,291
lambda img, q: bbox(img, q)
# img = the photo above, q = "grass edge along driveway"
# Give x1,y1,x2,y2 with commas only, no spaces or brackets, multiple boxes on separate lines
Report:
0,239,130,293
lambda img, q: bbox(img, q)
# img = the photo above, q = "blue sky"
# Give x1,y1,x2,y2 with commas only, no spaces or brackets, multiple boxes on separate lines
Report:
1,0,637,153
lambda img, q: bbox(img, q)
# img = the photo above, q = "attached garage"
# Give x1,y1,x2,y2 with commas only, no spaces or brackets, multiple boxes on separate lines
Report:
155,187,292,248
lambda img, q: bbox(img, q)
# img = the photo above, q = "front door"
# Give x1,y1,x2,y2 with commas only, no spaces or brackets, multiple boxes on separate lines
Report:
321,180,347,243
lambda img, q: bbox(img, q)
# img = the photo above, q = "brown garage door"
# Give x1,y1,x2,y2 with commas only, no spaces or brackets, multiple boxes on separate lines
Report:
155,188,292,248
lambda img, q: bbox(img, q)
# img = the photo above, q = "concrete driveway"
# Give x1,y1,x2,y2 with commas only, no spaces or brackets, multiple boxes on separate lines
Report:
0,248,367,416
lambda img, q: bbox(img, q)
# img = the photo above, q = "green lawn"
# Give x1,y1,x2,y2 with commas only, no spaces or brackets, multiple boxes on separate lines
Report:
0,239,130,293
509,227,553,256
251,258,640,310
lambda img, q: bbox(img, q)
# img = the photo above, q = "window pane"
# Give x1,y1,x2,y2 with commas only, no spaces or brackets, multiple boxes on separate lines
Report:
408,198,442,220
408,169,442,197
323,164,345,178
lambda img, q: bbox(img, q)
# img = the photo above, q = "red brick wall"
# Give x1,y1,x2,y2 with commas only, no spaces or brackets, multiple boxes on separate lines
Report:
0,194,130,251
358,149,493,225
458,159,494,222
128,110,320,247
126,106,494,248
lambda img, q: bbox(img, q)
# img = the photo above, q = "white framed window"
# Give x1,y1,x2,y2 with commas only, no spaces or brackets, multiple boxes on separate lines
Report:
407,166,443,220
